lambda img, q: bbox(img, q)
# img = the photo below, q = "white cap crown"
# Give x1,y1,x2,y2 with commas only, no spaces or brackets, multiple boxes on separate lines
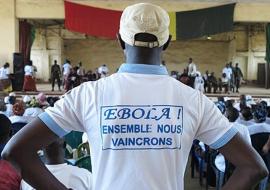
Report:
120,3,170,48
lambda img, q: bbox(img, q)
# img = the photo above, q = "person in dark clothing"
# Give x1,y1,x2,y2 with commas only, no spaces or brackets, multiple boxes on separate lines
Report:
234,63,243,93
65,67,80,91
51,60,61,91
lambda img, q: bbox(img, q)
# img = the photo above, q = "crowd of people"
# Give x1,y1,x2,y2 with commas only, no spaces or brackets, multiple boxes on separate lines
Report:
51,60,109,92
0,3,269,190
171,58,244,94
192,94,270,189
0,92,92,189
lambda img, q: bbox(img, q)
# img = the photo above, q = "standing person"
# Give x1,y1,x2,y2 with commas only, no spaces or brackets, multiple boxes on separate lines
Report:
77,62,85,80
51,60,61,92
229,62,235,93
62,60,72,89
203,70,209,93
23,61,37,92
234,63,243,93
0,62,12,92
2,3,268,190
222,63,232,94
187,57,197,88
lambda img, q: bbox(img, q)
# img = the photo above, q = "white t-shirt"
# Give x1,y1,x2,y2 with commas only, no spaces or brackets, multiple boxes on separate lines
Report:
5,104,13,117
98,65,109,77
20,163,92,190
0,67,10,79
23,107,44,118
188,63,196,77
63,63,72,76
236,117,255,127
24,65,34,76
39,63,237,190
9,115,28,124
248,123,270,135
265,117,270,125
194,76,204,92
222,67,232,80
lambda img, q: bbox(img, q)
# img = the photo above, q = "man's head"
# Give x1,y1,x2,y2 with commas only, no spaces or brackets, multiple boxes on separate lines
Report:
12,101,25,116
54,60,57,65
226,63,229,68
0,114,12,144
189,58,193,63
43,138,66,165
241,107,253,121
118,3,170,51
225,107,239,122
236,63,239,67
4,62,9,68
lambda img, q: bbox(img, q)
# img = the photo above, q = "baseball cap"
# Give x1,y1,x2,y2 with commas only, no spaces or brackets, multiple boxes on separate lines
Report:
119,3,170,48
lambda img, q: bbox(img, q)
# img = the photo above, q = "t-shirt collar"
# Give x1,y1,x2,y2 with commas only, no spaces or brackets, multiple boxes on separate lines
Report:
118,63,168,75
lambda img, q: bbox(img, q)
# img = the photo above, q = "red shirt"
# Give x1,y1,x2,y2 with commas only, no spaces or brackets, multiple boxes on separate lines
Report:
0,160,21,190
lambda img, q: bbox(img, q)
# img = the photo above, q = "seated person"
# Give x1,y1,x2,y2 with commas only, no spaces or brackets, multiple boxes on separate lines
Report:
0,114,21,190
236,106,255,126
0,98,7,115
24,97,44,121
9,101,28,124
221,73,229,93
21,138,92,190
225,107,251,145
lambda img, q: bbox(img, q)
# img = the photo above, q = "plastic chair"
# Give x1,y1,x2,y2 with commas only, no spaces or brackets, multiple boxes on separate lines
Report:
190,141,205,186
205,150,225,190
11,122,27,136
77,142,90,158
75,155,92,172
64,131,83,149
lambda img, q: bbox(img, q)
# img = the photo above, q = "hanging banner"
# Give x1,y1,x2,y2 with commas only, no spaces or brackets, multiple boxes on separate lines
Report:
65,1,235,41
65,1,122,39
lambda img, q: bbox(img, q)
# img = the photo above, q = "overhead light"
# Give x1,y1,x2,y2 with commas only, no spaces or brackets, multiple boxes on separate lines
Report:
206,36,212,40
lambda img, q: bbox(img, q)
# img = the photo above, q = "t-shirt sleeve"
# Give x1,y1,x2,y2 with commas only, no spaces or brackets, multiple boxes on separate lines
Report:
38,84,86,137
195,93,238,149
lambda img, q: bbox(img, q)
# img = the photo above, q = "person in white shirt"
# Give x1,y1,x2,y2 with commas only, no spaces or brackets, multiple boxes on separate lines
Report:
222,64,232,93
77,62,85,77
0,63,12,92
9,102,28,124
62,60,72,87
236,106,255,126
2,3,268,190
21,138,92,190
194,71,204,92
187,58,197,88
97,64,109,78
23,61,37,91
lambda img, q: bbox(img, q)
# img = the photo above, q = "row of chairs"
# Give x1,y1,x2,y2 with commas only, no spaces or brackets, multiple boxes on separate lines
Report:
191,133,270,190
64,131,92,172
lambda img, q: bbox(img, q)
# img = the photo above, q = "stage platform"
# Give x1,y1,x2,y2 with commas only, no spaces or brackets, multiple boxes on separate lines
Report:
1,83,269,100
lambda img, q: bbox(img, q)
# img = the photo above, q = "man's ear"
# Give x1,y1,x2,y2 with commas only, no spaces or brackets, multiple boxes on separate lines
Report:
163,35,172,51
116,33,125,50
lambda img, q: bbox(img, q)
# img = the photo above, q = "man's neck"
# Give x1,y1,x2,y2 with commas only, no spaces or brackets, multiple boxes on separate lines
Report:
125,44,162,65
